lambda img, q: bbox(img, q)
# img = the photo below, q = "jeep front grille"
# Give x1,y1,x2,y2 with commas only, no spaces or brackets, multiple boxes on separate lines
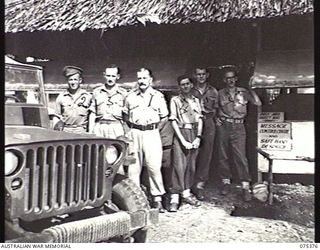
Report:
24,143,106,213
3,141,111,220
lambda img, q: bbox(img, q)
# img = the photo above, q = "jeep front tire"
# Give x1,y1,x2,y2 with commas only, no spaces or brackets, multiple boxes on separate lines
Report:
111,174,150,243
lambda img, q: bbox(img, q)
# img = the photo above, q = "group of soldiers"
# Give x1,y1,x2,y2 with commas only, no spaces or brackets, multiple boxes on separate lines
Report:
55,64,261,213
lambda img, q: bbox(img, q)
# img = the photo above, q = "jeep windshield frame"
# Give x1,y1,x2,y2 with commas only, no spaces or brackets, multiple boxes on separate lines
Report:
5,57,50,128
5,60,47,106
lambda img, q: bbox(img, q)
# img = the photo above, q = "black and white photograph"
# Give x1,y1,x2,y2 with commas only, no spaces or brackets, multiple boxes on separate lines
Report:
4,0,315,244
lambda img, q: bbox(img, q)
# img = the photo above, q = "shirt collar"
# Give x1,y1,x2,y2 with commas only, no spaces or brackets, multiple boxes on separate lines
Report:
225,87,238,95
100,84,120,94
63,88,84,97
194,83,211,95
179,93,195,102
136,86,153,96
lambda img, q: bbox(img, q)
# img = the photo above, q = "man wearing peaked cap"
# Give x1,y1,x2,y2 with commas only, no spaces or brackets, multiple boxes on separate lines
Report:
62,65,83,77
55,65,92,134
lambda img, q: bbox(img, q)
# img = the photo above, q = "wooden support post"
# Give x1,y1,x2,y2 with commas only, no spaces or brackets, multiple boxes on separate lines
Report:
257,170,263,183
268,159,273,205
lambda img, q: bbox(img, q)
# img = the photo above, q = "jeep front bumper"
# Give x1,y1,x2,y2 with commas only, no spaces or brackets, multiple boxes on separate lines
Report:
6,209,158,243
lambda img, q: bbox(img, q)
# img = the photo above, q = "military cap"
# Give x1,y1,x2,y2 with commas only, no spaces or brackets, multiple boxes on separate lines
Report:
63,66,83,77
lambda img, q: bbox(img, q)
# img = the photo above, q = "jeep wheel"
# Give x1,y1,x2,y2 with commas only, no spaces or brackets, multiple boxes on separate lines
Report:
112,174,150,243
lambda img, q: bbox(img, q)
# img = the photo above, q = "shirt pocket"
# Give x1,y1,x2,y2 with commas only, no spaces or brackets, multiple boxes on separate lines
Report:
61,102,72,109
95,93,105,105
235,93,248,105
147,99,160,113
219,96,230,106
129,103,140,111
95,99,106,115
111,96,124,108
77,95,91,108
60,100,73,112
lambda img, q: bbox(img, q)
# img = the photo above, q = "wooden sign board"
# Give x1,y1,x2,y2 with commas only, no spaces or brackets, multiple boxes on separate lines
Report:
258,112,284,123
258,122,292,151
258,121,314,174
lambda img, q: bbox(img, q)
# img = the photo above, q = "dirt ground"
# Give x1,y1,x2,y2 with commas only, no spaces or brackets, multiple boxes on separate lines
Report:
147,183,315,243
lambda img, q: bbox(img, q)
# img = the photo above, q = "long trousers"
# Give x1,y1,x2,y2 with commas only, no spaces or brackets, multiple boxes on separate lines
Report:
93,121,124,139
128,128,165,196
194,118,216,185
169,128,198,194
216,121,251,182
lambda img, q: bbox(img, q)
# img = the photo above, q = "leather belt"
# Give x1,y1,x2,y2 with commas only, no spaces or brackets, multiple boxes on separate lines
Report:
178,123,198,129
163,145,173,150
99,119,121,124
128,122,159,131
220,117,244,124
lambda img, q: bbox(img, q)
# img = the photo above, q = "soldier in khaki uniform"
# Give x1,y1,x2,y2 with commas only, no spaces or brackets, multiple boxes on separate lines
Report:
55,66,92,134
168,75,203,212
88,65,127,139
216,68,261,201
191,67,219,200
123,68,168,212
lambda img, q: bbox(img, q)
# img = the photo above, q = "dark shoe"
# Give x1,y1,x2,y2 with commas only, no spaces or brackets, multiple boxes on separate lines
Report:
242,189,252,202
168,203,179,212
152,201,165,213
194,188,205,201
182,196,201,207
220,184,231,195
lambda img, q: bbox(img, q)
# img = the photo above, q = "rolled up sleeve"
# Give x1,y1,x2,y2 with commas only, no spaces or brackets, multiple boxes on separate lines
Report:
169,98,178,122
158,94,169,119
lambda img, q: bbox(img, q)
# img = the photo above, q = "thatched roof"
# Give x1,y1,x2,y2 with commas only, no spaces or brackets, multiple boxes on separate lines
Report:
5,0,313,33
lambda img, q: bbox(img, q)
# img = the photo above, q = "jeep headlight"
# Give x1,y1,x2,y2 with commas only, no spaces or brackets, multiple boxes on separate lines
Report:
105,145,119,165
5,151,19,176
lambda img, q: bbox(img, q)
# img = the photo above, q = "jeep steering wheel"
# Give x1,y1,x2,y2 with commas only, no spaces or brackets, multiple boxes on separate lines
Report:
5,95,20,103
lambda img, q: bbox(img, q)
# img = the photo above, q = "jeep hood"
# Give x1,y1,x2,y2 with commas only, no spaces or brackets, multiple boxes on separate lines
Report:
5,126,107,146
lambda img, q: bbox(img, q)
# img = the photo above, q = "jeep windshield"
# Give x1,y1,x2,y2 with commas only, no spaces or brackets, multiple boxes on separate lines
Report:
5,56,50,128
5,60,45,105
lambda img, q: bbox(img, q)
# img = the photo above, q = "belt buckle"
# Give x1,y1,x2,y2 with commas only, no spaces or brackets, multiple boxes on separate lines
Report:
141,124,149,131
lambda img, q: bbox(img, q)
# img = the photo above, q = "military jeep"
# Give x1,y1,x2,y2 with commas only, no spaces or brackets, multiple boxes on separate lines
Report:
4,56,158,243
